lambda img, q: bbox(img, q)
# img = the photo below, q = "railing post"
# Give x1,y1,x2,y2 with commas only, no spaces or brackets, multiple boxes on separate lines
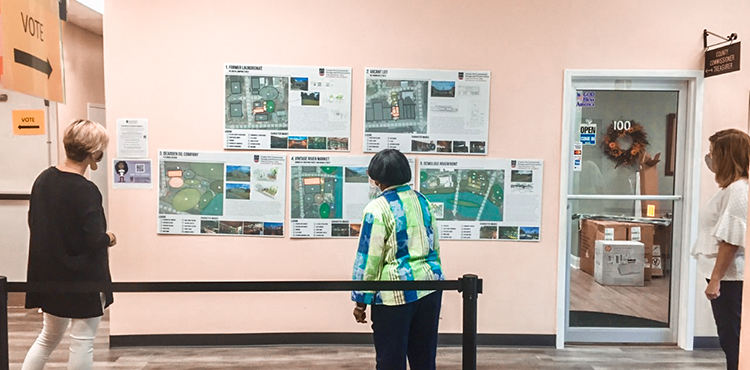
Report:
1,276,9,370
460,274,479,370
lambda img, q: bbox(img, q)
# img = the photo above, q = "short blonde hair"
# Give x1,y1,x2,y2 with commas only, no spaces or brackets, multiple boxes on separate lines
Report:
63,119,109,162
709,128,750,188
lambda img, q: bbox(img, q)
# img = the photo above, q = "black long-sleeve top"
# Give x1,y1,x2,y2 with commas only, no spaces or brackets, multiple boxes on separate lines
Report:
25,167,113,318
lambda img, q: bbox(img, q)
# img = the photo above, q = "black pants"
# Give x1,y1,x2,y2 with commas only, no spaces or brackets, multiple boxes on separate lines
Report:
370,291,442,370
708,279,743,370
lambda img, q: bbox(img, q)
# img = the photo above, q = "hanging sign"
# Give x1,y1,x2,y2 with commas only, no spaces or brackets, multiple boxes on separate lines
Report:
704,42,741,78
580,123,597,145
0,0,65,102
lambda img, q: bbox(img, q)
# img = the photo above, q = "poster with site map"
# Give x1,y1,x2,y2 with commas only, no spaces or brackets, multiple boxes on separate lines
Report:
157,150,286,237
363,68,490,155
418,157,543,241
224,64,352,151
289,155,415,238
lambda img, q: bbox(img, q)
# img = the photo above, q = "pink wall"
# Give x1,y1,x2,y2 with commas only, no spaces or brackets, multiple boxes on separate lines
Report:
56,21,105,163
103,0,750,339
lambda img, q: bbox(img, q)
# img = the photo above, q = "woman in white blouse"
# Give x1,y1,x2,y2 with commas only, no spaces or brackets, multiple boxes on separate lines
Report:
692,128,750,370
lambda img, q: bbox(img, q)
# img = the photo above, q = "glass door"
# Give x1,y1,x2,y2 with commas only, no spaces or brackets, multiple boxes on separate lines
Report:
565,80,688,343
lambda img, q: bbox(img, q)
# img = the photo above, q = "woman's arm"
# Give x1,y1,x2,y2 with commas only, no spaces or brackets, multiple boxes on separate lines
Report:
351,203,389,323
352,210,387,303
705,241,740,299
78,185,110,253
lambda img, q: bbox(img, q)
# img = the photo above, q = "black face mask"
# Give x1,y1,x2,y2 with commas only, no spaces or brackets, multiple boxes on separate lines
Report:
705,154,715,173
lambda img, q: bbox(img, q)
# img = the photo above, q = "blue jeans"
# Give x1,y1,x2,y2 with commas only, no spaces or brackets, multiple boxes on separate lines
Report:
371,291,442,370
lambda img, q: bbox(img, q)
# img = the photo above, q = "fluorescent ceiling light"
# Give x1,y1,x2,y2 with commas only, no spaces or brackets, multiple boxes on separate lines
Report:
75,0,104,14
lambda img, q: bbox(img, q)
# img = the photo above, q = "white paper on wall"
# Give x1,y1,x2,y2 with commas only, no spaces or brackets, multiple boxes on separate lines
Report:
116,118,148,158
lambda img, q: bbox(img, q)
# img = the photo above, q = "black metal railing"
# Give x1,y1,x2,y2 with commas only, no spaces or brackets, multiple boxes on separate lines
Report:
1,274,482,370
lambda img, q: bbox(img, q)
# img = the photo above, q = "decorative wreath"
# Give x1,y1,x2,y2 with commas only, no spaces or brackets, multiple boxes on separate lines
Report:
602,121,649,168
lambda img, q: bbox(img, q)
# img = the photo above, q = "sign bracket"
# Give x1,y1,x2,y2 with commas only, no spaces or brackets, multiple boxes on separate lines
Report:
704,29,738,49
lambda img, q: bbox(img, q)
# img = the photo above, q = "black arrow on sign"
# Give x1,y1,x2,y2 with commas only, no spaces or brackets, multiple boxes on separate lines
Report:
18,125,40,129
13,49,53,78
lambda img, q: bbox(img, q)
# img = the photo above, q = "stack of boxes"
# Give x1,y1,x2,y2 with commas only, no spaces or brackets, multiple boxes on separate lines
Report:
579,218,670,286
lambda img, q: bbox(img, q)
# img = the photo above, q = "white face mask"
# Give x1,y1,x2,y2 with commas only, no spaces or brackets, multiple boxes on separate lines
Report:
705,153,715,173
368,180,382,199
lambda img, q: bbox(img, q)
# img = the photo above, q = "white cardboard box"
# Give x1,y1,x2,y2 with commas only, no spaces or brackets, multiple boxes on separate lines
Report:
594,240,645,286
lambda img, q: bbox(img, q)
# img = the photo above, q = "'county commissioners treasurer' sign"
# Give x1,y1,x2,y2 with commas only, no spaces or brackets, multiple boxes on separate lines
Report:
704,42,741,78
0,0,65,102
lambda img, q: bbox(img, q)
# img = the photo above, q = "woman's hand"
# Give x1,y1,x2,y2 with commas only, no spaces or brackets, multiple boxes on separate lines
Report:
706,242,739,300
706,279,721,300
107,231,117,247
353,304,367,324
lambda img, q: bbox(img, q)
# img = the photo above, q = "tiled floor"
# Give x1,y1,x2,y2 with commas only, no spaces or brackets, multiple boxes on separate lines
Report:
6,306,726,369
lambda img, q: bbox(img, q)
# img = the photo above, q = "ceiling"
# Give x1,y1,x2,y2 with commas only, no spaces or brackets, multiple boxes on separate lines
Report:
66,0,103,36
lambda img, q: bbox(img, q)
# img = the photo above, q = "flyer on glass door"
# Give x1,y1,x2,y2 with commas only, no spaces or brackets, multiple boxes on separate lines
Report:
418,157,543,241
224,64,352,151
157,150,286,237
289,155,415,238
363,68,490,155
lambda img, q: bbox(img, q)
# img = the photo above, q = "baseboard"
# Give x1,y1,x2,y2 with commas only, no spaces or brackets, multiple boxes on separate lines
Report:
110,333,556,348
570,255,580,269
693,336,721,349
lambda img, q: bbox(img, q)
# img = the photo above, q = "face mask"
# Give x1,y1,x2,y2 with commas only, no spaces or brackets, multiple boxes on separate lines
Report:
705,153,715,173
368,181,382,199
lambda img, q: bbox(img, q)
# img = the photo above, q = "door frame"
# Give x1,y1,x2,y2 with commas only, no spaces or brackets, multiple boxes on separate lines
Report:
87,103,108,218
555,70,705,349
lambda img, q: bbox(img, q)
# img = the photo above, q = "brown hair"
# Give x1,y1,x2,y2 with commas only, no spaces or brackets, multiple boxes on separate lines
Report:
63,119,109,162
709,128,750,188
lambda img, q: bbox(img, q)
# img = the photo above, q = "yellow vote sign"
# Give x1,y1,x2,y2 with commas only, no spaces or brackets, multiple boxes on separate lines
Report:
1,0,64,103
12,109,45,135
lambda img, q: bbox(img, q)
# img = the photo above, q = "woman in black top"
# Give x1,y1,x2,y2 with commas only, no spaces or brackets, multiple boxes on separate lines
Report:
22,119,116,370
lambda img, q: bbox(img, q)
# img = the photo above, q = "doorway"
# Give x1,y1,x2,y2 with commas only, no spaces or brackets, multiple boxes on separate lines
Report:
558,71,704,346
87,103,108,218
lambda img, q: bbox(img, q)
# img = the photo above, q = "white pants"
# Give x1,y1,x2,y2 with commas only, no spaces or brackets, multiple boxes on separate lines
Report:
21,313,102,370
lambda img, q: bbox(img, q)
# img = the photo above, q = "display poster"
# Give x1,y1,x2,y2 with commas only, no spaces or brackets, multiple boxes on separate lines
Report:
224,64,352,151
158,151,286,237
418,157,544,241
289,155,414,238
363,68,490,155
116,118,149,158
112,159,152,189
